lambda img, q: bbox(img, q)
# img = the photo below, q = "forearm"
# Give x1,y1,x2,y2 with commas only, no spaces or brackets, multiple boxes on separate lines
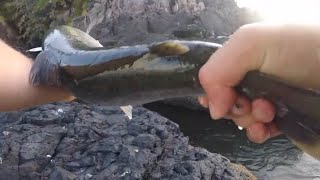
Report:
0,40,74,112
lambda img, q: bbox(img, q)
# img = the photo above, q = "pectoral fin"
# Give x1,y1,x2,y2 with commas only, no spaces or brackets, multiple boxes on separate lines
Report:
120,105,133,120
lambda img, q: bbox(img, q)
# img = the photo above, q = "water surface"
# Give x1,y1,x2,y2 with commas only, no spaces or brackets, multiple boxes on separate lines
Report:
144,102,320,179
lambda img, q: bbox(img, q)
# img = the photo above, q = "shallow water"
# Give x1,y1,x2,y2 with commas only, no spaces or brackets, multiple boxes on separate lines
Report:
144,102,320,179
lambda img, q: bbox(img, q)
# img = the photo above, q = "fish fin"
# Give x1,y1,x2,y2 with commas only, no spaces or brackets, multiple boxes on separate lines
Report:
29,51,62,87
149,41,190,56
120,105,133,120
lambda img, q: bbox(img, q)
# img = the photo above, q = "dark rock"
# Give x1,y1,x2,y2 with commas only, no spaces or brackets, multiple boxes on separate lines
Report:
50,167,77,180
74,0,208,47
132,134,158,149
73,0,260,48
0,102,255,179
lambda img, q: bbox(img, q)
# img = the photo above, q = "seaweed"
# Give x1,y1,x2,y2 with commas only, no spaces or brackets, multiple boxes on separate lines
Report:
0,0,89,48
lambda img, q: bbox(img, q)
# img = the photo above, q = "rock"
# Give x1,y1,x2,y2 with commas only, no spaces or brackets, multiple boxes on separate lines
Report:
1,0,260,48
199,0,261,36
74,0,208,47
73,0,260,47
49,167,77,180
0,102,255,179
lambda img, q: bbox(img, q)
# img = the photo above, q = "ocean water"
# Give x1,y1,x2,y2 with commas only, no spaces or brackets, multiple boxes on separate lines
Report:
144,102,320,180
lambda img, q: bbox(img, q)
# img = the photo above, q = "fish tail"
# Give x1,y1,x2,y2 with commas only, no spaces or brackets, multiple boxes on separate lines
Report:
29,51,62,87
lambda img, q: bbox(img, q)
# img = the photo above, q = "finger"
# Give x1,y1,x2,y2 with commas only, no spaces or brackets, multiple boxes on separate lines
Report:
252,98,276,123
246,121,282,143
199,24,268,119
206,86,237,119
246,122,270,143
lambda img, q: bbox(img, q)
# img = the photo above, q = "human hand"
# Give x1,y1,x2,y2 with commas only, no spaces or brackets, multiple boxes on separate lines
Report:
198,23,320,143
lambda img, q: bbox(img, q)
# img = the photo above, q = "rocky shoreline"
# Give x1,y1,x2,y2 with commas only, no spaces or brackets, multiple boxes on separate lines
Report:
0,102,256,179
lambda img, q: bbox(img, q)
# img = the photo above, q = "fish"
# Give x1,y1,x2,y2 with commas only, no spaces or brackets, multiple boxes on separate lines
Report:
29,25,320,160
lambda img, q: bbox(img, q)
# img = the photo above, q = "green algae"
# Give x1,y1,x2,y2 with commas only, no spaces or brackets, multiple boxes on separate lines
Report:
0,0,89,47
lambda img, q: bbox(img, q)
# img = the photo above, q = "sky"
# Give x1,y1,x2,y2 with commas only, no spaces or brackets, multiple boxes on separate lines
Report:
235,0,320,24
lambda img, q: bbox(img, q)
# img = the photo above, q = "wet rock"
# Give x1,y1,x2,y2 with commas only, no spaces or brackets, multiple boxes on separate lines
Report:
0,102,255,179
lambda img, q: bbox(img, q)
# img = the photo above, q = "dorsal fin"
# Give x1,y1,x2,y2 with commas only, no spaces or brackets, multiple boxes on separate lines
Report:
149,41,190,56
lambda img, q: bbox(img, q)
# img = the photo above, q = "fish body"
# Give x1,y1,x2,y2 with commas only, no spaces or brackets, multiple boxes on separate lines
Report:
31,25,219,106
29,25,320,160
